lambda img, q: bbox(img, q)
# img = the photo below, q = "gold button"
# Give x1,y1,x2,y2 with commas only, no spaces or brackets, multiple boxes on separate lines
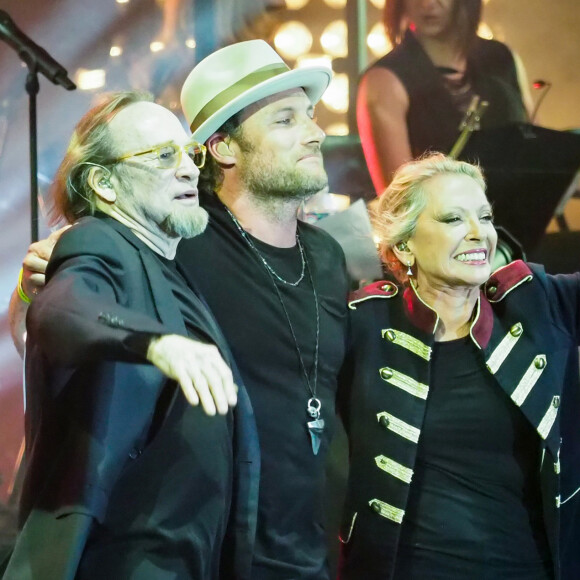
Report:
379,415,390,429
370,500,381,514
510,323,523,337
534,356,546,370
384,329,396,342
487,285,498,296
381,284,391,292
552,395,561,408
380,368,393,380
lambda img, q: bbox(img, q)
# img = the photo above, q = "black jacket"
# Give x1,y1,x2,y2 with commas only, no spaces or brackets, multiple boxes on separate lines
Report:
5,216,259,580
338,260,580,580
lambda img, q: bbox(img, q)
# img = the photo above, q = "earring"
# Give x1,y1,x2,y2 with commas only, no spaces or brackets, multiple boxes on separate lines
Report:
406,261,413,277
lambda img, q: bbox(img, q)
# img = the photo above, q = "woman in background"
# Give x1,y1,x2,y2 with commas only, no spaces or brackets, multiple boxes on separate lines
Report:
357,0,533,192
338,154,580,579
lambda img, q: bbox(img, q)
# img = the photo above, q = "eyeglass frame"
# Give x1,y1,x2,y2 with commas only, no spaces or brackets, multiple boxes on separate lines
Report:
106,139,207,170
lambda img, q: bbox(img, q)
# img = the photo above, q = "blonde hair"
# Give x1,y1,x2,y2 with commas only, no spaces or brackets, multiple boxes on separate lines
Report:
374,153,485,282
50,90,153,225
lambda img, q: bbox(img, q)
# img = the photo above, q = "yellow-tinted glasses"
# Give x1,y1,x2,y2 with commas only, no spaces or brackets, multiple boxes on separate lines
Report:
112,140,206,169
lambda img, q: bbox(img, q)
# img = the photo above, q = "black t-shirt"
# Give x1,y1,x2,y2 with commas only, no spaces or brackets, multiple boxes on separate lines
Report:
177,191,349,579
395,336,553,580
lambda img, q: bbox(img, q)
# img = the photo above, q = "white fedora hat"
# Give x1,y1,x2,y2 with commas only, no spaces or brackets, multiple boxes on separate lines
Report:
181,40,332,144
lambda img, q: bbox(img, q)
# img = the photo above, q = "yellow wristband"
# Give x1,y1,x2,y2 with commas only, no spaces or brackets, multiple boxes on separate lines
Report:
17,268,31,304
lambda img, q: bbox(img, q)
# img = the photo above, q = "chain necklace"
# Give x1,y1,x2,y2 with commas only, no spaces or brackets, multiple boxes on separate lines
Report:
226,207,306,287
225,206,324,455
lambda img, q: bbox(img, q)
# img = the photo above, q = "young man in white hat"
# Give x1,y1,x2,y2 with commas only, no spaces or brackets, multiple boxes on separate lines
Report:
176,40,349,579
10,40,349,579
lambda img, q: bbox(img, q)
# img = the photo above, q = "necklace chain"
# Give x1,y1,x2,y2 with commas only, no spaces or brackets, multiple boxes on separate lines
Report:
226,207,306,287
225,206,320,402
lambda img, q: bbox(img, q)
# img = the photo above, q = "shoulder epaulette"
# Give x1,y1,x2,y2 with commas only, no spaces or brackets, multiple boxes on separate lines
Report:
348,280,399,310
484,260,533,302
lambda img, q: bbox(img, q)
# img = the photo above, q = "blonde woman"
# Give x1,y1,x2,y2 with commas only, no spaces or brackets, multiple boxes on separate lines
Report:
338,154,578,580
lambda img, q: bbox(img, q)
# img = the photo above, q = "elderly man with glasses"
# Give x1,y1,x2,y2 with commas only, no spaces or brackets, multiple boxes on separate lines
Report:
2,91,259,580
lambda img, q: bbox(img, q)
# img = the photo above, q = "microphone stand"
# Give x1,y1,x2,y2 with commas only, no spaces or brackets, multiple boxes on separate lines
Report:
0,11,76,509
22,54,40,243
0,9,76,243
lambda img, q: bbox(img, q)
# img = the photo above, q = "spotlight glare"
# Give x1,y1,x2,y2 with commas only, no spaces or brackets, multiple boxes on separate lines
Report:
325,122,349,136
274,21,313,60
285,0,310,8
368,0,385,8
76,68,106,91
150,41,165,53
110,45,123,57
367,22,392,57
185,37,196,49
323,0,347,8
477,22,494,40
295,53,333,70
321,73,349,114
329,193,351,211
321,20,348,58
116,0,130,4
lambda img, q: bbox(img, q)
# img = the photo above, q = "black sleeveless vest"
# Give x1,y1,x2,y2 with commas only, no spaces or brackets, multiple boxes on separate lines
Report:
365,31,528,156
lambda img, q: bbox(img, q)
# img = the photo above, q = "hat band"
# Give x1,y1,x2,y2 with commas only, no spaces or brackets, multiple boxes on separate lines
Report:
190,63,290,133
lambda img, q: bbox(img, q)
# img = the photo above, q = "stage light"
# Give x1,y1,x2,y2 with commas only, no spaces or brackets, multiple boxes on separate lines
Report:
321,73,349,113
367,22,392,57
150,41,165,53
321,20,348,58
274,21,313,60
325,122,349,136
185,38,197,49
323,0,347,8
296,53,333,69
369,0,385,8
477,23,494,40
116,0,130,4
329,193,351,211
285,0,310,8
76,68,106,91
110,45,123,57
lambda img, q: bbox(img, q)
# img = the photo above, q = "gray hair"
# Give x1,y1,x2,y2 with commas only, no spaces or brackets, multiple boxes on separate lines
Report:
50,90,153,224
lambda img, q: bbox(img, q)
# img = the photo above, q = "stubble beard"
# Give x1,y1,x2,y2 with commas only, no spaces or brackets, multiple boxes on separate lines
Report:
237,139,328,207
241,162,328,203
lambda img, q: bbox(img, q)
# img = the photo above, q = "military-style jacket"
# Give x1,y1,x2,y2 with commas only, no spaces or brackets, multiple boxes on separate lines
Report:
337,261,580,580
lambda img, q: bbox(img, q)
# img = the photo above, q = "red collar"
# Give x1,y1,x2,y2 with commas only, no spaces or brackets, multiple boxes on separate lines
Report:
403,260,533,348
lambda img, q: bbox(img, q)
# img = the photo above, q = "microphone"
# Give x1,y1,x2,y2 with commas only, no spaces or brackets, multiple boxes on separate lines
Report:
0,10,75,90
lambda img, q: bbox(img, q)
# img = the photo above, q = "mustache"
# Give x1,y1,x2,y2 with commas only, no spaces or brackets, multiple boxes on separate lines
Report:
301,144,323,156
